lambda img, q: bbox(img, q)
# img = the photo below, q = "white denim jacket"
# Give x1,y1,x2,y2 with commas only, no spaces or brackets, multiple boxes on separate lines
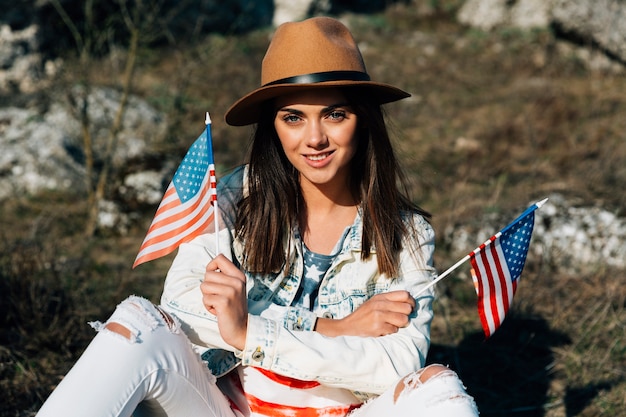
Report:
161,165,437,398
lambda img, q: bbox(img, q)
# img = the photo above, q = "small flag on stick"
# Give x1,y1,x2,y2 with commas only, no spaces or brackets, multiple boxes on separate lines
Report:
469,199,543,337
416,198,547,338
133,113,218,268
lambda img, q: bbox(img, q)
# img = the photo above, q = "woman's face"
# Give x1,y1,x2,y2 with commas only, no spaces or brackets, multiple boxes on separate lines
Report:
274,89,359,190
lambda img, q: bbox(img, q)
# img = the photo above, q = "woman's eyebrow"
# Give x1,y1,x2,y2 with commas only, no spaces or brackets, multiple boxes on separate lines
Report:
322,103,350,112
276,103,350,114
276,107,304,115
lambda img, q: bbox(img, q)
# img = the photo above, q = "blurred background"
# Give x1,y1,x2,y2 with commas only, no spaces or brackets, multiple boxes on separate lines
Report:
1,0,624,415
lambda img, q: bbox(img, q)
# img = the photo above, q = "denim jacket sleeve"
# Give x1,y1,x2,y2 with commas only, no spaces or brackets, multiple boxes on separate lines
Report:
160,230,318,350
160,167,318,351
239,216,436,396
160,229,234,351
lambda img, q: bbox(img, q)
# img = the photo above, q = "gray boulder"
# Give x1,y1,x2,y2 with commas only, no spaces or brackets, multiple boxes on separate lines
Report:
444,194,626,275
457,0,626,65
0,24,51,94
551,0,626,64
0,87,167,200
458,0,553,30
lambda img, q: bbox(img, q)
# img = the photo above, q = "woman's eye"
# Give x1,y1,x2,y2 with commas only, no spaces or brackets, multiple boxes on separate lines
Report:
328,110,346,121
282,114,301,123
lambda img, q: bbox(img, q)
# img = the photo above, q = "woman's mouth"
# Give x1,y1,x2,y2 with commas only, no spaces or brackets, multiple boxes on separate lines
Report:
306,152,332,161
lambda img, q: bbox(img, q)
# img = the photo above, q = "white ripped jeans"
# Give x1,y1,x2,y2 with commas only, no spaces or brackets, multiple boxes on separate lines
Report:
36,296,479,417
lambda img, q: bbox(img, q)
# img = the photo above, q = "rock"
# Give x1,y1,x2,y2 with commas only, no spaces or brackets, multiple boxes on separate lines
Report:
551,0,626,64
68,86,167,166
457,0,626,67
510,0,553,28
273,0,318,26
445,194,626,274
0,24,45,94
0,87,167,200
458,0,553,30
533,194,626,273
457,0,508,30
118,171,167,206
0,106,80,198
98,199,131,234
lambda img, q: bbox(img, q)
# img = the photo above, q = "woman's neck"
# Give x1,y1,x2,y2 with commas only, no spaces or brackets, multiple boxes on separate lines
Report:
299,180,358,255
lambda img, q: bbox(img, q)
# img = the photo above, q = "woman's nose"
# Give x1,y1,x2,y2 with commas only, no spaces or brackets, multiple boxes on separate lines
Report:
306,120,328,148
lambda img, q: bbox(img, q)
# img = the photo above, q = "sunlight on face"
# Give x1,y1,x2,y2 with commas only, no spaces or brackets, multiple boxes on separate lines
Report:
274,89,359,191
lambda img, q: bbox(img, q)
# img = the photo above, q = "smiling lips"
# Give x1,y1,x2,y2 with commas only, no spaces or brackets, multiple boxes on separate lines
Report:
305,151,333,161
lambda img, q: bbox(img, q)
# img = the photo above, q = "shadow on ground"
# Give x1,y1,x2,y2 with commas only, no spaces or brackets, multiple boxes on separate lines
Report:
428,314,572,416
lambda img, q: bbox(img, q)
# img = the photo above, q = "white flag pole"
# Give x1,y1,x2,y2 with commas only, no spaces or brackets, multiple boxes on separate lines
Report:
205,112,220,256
414,254,471,298
414,198,548,298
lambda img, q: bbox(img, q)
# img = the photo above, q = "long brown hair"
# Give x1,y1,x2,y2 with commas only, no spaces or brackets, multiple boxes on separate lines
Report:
235,88,430,277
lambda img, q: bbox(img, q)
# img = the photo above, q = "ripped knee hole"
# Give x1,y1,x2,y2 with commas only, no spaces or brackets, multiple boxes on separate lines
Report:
154,305,176,329
105,322,133,339
103,301,176,341
393,364,454,403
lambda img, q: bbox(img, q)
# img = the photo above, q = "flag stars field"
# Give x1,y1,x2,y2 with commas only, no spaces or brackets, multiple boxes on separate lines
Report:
173,141,210,203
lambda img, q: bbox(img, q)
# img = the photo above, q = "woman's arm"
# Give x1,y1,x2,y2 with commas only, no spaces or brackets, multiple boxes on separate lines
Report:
163,239,434,394
240,287,433,395
160,231,237,351
163,207,436,394
314,290,416,337
238,220,436,395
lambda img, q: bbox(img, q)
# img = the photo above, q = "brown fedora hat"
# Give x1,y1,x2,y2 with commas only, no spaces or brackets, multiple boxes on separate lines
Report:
224,17,410,126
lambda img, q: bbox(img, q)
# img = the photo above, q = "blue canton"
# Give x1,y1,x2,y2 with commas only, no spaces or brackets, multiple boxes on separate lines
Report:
500,212,535,281
173,135,209,203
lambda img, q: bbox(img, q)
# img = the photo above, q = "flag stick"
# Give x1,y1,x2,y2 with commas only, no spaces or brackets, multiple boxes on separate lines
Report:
414,254,472,298
205,112,220,256
414,198,548,298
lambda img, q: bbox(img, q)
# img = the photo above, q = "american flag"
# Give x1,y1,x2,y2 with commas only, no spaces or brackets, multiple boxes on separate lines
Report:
133,115,217,268
469,200,543,338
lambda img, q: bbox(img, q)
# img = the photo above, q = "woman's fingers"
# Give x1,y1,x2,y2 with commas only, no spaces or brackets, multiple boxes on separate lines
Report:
377,290,416,309
201,275,245,314
327,291,417,337
205,254,244,279
371,292,415,315
200,254,248,350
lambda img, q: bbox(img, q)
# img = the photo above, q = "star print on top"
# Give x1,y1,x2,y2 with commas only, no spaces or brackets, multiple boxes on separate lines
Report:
292,228,350,310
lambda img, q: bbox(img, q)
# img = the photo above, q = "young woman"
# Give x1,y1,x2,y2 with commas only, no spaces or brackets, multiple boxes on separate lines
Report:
36,17,478,417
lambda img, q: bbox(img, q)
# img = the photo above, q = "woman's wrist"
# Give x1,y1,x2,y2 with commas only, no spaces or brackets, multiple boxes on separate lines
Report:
314,317,344,337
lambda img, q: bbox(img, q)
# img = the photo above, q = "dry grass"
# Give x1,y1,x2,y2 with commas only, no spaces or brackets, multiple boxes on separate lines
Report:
1,3,625,416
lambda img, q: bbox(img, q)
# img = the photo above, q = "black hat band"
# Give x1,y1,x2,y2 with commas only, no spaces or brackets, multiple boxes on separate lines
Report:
263,71,371,87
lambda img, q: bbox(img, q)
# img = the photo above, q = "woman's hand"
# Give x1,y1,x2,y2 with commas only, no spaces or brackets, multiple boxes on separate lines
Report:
315,290,415,337
200,254,248,350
